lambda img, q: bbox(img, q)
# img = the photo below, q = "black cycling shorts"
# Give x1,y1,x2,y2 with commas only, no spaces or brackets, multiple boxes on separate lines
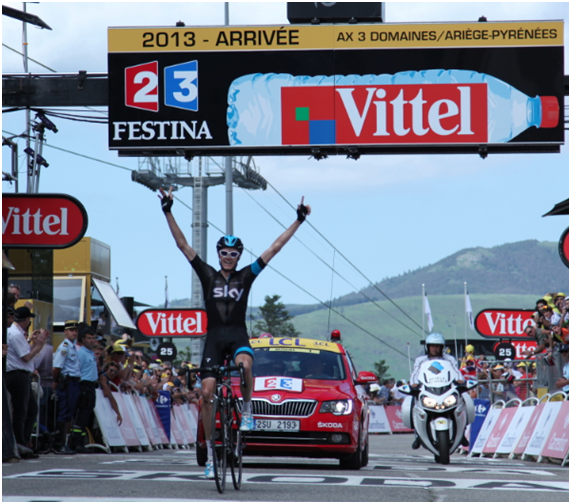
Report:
200,326,254,380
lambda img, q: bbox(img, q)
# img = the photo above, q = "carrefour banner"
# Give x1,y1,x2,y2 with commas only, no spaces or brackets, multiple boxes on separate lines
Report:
108,21,564,156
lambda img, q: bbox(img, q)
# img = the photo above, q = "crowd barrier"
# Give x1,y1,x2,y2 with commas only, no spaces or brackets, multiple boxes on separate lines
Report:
368,405,413,434
468,392,569,466
91,389,199,453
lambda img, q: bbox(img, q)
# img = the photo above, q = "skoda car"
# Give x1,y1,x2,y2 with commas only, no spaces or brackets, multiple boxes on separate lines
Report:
236,335,377,469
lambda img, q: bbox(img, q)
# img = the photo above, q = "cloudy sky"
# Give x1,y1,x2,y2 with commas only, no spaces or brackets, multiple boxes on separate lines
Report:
2,2,569,316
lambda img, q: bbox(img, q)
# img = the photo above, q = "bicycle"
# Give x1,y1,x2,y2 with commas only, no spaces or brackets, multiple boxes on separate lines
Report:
189,362,246,493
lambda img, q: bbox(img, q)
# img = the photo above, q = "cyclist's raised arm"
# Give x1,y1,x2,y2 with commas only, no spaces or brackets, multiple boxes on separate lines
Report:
159,187,197,262
260,199,311,265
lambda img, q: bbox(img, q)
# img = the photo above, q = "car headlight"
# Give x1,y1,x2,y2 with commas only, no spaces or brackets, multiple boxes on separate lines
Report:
443,394,458,408
320,399,353,415
421,396,437,408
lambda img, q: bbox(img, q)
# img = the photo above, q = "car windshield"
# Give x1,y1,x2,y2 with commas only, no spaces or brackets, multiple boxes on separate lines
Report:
252,347,346,381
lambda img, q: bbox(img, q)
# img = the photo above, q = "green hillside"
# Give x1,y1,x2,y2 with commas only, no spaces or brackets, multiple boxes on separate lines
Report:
287,240,568,316
291,294,540,380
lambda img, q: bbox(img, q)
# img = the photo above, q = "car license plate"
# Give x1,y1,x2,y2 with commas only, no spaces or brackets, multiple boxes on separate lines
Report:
254,419,300,432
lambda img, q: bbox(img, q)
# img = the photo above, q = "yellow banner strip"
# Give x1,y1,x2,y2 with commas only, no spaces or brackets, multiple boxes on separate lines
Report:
108,21,563,53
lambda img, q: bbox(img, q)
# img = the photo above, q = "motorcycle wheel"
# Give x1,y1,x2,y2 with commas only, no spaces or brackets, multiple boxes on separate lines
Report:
436,430,450,465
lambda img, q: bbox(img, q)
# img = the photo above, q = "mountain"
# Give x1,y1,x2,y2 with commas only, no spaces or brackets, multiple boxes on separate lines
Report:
286,240,568,316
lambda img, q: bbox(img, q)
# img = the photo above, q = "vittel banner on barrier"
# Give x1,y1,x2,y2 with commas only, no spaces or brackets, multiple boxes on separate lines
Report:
523,401,562,458
384,405,414,433
496,406,535,457
94,389,126,448
470,407,502,456
512,403,545,456
541,401,569,460
368,405,391,434
482,406,518,455
108,21,564,157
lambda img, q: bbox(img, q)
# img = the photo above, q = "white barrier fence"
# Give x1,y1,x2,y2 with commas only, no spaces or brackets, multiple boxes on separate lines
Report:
468,392,569,466
92,389,199,453
368,405,413,434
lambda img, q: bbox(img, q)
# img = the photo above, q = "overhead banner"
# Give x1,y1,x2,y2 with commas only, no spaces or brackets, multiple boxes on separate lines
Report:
108,20,564,157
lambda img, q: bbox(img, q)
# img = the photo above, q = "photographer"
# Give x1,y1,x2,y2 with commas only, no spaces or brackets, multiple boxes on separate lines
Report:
522,324,551,360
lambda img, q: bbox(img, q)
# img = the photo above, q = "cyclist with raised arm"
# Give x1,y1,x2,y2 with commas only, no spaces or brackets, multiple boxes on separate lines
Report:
158,187,310,479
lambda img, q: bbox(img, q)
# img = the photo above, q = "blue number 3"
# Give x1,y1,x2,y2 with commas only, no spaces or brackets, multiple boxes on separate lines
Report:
164,60,198,111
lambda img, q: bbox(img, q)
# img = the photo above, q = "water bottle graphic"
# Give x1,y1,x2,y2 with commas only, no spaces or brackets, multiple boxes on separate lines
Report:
226,69,559,147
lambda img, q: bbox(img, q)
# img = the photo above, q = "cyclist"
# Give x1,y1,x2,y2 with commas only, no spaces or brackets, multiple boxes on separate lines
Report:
410,332,465,449
158,187,310,478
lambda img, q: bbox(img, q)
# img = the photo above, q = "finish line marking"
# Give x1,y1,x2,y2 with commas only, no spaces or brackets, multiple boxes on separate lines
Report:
4,469,568,492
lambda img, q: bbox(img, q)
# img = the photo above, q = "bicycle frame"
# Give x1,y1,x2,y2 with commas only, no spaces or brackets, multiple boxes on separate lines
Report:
188,362,246,493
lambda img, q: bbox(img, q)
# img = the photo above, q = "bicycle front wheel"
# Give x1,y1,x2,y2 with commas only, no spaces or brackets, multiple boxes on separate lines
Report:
230,399,243,490
211,397,227,493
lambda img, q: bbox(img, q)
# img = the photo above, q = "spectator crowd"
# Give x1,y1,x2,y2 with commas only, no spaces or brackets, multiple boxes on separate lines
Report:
3,284,201,462
366,292,569,404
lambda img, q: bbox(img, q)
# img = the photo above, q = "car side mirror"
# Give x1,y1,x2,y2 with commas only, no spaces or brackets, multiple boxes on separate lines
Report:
354,371,377,386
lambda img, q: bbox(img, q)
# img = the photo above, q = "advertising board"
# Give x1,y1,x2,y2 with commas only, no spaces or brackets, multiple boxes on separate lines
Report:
136,308,207,337
2,193,88,249
108,21,564,157
475,309,536,340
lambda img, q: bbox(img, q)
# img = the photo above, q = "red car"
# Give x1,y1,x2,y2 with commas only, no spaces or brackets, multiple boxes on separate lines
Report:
196,335,377,470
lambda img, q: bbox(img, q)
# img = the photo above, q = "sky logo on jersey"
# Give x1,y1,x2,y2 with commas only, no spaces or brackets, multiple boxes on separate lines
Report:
164,60,199,112
125,61,159,112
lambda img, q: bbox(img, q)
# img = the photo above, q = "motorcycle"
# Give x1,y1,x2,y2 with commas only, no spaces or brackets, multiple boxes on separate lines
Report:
398,359,477,464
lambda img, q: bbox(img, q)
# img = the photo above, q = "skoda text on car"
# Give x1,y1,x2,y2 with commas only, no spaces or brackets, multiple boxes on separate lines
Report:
238,336,377,469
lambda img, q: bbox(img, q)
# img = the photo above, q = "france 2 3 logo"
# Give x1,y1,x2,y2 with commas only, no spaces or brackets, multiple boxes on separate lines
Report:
124,60,198,112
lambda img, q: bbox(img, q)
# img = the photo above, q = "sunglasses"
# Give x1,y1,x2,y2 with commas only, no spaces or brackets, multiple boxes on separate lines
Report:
219,250,240,258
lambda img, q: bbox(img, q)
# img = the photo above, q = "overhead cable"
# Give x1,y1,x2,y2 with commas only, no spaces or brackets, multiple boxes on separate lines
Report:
266,180,424,332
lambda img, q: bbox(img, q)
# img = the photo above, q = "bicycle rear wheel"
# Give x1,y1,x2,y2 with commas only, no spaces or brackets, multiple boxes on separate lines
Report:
211,397,227,493
230,398,243,490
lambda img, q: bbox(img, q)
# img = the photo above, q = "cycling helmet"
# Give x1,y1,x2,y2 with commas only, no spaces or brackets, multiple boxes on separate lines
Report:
216,235,244,253
465,344,474,353
425,333,446,346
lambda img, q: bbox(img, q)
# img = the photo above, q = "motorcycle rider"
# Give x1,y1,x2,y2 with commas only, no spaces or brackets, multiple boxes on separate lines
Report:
410,333,465,449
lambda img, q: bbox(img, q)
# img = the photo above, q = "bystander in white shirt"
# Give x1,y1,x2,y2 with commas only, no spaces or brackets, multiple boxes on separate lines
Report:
6,322,34,372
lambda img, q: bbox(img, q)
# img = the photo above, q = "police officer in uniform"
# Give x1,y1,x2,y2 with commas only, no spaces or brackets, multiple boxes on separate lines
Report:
71,326,99,453
52,320,81,454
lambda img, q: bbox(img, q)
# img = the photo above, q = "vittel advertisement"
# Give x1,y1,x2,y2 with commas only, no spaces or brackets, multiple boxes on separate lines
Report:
108,21,564,156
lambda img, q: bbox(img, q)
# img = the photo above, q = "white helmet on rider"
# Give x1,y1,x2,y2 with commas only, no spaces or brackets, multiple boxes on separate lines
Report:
425,333,446,355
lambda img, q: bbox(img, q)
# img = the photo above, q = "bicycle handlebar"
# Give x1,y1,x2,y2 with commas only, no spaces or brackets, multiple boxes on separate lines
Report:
188,362,246,388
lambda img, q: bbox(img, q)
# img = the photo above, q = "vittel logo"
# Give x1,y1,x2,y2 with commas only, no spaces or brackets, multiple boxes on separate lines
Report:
281,83,488,146
213,285,245,301
336,84,482,140
318,422,342,428
136,309,207,337
475,309,536,339
3,206,68,236
2,194,87,249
